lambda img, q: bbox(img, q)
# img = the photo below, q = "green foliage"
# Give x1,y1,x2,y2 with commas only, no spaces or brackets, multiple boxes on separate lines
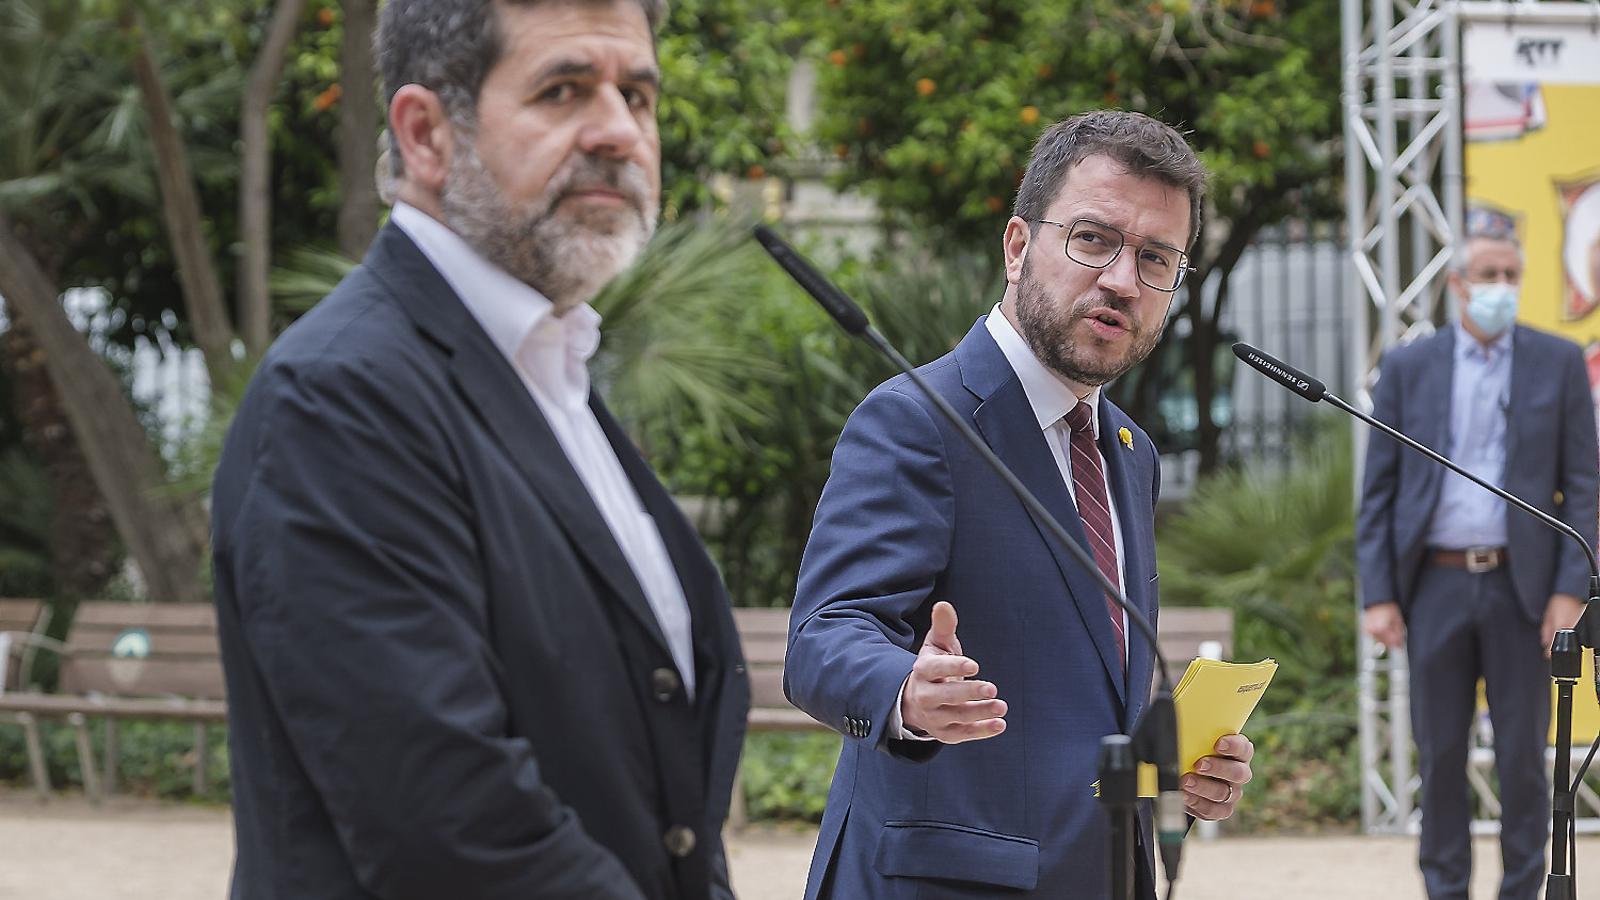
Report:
0,448,53,598
738,731,840,822
657,0,794,218
787,0,1342,251
1157,419,1361,830
591,216,782,441
651,243,998,607
0,718,230,803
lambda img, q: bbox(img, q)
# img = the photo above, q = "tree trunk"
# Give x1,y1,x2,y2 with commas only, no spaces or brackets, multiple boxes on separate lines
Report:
1188,196,1277,474
337,0,380,259
0,309,119,600
126,12,236,382
0,214,210,604
1190,291,1222,474
239,0,309,357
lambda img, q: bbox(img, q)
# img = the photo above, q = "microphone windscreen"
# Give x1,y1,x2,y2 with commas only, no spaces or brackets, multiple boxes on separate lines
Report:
1232,342,1325,403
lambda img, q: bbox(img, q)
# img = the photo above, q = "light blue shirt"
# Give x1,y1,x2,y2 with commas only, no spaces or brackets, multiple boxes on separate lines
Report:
1426,322,1513,549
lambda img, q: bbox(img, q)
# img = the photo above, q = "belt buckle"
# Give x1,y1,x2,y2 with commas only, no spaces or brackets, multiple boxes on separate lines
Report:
1464,548,1497,573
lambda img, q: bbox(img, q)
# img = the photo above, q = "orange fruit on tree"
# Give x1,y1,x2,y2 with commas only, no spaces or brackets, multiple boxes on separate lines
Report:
1020,106,1040,126
314,84,342,112
829,49,848,67
916,78,937,97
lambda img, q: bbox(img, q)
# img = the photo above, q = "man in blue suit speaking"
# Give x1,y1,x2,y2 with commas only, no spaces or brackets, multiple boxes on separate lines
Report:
785,111,1255,899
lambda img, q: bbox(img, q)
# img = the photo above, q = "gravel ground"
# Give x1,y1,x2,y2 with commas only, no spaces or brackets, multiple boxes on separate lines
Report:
1,791,1596,899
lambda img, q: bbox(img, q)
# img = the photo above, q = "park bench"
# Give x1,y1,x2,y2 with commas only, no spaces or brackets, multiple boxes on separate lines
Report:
0,602,226,801
0,598,56,797
728,604,1235,826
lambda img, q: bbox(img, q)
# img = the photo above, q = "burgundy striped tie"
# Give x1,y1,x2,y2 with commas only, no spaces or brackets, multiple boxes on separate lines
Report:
1064,401,1126,669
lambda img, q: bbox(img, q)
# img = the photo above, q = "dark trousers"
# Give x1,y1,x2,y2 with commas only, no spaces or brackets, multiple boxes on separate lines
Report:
1407,564,1551,900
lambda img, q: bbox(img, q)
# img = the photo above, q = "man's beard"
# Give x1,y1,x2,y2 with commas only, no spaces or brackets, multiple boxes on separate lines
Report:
1013,254,1165,387
441,133,658,311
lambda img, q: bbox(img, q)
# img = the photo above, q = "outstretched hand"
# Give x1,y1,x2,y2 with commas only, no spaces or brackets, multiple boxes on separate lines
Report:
899,602,1007,743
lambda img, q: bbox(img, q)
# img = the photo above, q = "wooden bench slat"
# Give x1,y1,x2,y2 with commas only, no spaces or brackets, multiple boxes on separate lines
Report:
0,599,45,635
66,633,221,656
70,602,217,629
0,691,227,722
60,659,227,701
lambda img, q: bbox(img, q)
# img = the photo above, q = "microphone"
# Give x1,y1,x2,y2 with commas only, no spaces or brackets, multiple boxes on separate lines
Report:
1233,340,1598,899
1230,343,1325,403
1230,341,1600,592
756,225,1186,892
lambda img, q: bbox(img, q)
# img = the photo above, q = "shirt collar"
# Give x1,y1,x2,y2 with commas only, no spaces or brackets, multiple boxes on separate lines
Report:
390,202,602,407
984,304,1101,433
391,202,601,364
1452,319,1512,363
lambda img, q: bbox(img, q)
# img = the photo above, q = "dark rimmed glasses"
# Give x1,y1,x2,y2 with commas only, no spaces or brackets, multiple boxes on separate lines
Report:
1036,218,1194,292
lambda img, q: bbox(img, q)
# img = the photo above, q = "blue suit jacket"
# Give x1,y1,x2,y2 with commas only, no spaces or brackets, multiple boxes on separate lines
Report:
1356,323,1599,621
786,318,1162,899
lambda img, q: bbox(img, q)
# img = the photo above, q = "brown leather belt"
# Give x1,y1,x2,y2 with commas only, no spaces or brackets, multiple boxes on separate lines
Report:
1428,547,1508,573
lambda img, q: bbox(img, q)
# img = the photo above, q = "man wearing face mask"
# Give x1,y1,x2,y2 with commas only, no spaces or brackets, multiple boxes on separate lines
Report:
1357,229,1598,900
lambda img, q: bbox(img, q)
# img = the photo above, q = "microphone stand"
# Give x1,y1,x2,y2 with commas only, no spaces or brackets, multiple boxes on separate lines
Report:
756,226,1183,900
1233,342,1599,900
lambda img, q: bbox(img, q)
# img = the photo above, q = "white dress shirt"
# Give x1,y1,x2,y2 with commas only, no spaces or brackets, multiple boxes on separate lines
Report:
891,305,1129,739
391,202,697,696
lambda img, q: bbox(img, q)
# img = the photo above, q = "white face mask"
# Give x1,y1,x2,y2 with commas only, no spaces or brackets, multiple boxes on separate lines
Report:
1465,282,1519,336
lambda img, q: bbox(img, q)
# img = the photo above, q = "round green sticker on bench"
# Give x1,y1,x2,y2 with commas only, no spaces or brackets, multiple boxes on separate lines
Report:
111,628,152,659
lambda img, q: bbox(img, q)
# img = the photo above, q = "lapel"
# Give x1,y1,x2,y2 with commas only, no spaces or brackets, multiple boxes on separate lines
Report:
957,319,1129,707
362,224,675,662
589,397,732,687
1097,398,1152,725
1422,326,1457,457
591,395,750,791
1505,325,1532,469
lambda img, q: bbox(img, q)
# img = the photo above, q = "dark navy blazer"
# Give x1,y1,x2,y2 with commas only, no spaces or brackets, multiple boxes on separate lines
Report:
786,317,1162,899
211,225,749,900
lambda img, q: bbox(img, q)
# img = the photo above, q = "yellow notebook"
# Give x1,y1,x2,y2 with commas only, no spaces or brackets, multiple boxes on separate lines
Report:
1136,657,1278,797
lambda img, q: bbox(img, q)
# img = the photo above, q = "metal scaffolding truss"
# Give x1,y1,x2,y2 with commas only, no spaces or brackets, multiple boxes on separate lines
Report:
1344,0,1600,836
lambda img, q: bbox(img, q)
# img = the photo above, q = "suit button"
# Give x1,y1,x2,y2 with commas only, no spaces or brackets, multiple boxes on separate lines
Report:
663,825,697,858
651,667,681,702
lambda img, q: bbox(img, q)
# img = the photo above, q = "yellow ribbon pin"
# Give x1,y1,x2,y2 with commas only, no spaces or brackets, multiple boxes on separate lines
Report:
1119,427,1133,450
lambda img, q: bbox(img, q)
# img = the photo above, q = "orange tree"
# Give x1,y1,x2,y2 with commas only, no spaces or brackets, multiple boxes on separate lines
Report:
788,0,1342,471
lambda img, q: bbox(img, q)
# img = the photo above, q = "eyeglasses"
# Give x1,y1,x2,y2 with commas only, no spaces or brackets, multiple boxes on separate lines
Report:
1036,218,1194,292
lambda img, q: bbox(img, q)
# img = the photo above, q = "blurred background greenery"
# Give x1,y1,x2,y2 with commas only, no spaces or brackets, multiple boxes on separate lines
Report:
0,0,1360,832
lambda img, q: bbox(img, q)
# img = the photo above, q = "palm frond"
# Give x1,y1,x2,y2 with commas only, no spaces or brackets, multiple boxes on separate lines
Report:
592,215,784,439
270,245,358,314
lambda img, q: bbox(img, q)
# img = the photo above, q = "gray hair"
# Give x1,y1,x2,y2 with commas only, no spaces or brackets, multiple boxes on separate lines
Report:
375,0,667,180
1013,110,1208,247
1453,231,1523,273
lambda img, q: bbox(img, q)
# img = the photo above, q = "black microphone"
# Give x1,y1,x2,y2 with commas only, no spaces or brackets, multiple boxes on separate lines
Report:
1231,342,1325,403
756,225,1186,891
1231,341,1600,592
1234,340,1598,899
753,225,868,335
